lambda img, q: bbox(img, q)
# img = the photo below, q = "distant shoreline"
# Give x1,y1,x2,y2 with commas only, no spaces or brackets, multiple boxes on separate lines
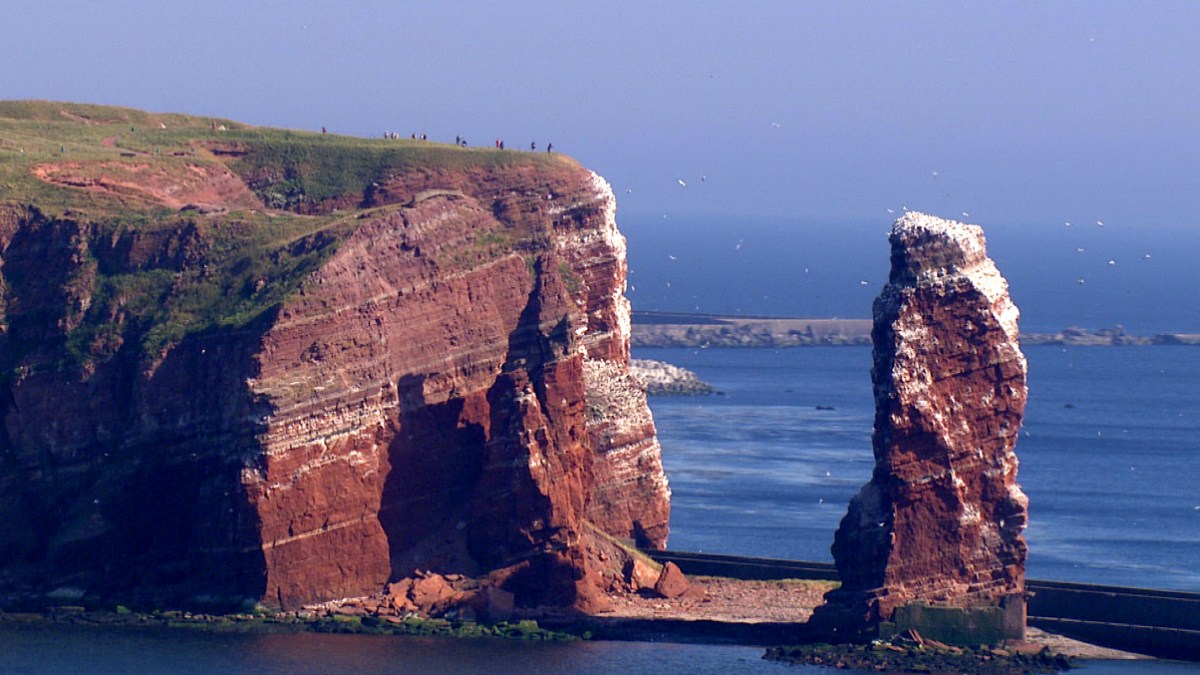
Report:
630,311,1200,348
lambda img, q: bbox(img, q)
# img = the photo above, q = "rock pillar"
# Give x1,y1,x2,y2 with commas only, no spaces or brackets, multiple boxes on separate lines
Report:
816,212,1029,641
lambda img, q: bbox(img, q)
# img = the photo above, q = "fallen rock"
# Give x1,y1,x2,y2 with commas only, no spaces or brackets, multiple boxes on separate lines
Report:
623,557,660,591
653,562,692,599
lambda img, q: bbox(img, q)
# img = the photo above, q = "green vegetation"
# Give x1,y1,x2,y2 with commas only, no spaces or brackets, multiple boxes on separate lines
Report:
0,100,574,369
1,606,580,642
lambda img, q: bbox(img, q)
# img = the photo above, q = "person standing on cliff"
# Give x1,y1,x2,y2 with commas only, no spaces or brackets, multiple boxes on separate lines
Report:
547,142,553,153
530,141,536,151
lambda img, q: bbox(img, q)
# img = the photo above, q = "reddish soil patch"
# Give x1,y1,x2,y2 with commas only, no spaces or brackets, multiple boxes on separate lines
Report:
32,160,264,211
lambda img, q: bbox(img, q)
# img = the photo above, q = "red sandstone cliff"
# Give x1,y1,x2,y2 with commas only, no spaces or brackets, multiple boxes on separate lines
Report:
816,212,1029,634
0,106,668,612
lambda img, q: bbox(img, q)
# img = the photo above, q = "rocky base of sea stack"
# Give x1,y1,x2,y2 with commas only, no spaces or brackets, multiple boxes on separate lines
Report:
765,633,1075,675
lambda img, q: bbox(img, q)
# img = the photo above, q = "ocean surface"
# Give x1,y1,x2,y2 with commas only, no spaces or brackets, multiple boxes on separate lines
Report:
642,345,1200,592
621,213,1200,335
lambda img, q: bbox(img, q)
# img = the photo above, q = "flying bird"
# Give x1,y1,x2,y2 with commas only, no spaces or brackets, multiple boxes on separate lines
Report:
677,179,687,187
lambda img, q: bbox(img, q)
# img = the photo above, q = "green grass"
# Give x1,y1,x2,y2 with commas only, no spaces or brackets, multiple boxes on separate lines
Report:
0,100,573,370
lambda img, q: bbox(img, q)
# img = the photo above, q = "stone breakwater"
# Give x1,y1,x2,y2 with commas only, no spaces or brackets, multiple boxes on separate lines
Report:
631,313,1200,348
632,313,871,348
628,359,714,396
815,212,1029,640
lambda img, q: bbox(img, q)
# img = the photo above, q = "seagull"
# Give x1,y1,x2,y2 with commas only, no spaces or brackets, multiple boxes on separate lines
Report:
1065,221,1072,227
1108,259,1117,266
1144,253,1152,259
1097,220,1105,226
860,280,869,286
677,178,687,187
700,175,706,182
961,211,970,218
1076,247,1085,253
771,122,782,128
931,170,939,177
886,208,895,214
1078,277,1086,284
667,254,677,261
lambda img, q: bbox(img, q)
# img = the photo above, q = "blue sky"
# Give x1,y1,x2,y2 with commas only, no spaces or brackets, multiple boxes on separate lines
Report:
6,1,1200,227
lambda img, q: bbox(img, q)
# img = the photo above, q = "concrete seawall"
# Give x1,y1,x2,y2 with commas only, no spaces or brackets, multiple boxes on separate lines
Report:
645,549,1200,661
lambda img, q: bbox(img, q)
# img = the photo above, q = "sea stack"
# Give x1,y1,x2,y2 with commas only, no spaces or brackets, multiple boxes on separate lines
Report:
816,212,1029,643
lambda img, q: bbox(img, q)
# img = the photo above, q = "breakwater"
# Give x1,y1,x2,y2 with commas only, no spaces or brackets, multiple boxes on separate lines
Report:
631,311,1200,348
644,550,1200,662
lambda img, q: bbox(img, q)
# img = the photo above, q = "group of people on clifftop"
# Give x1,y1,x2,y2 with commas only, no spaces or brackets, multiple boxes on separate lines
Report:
356,129,554,153
493,139,553,152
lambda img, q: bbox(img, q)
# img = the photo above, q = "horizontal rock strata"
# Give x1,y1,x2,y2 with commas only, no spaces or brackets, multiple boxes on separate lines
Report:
0,104,669,612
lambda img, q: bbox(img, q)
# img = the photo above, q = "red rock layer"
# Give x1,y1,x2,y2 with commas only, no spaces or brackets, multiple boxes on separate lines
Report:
818,212,1029,631
0,163,668,612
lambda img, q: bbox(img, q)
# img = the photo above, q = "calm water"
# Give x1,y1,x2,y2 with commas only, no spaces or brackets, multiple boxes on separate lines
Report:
623,214,1200,334
645,344,1200,592
4,622,1197,674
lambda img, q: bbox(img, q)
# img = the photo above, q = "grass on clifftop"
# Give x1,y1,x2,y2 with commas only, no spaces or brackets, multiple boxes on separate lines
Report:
0,100,578,368
0,100,575,217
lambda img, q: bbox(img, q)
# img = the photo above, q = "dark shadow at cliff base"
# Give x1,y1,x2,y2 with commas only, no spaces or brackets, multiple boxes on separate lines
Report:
0,308,278,612
378,373,488,579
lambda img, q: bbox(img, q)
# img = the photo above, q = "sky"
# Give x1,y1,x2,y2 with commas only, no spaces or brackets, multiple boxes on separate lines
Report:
7,1,1200,228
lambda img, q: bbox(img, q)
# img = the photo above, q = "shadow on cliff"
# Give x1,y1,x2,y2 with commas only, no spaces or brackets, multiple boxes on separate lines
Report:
378,372,488,577
95,314,277,610
0,242,277,612
376,253,592,610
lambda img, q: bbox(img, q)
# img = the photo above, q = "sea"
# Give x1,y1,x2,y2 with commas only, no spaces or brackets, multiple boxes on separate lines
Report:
2,215,1197,673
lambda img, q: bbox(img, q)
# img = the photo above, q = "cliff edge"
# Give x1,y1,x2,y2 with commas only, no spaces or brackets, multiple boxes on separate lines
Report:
0,102,669,612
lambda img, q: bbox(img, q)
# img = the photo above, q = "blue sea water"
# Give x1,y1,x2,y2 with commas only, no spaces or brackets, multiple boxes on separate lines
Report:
622,213,1200,334
642,345,1200,592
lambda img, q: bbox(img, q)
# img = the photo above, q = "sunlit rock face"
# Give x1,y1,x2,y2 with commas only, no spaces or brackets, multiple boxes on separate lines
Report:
817,212,1029,632
0,159,668,612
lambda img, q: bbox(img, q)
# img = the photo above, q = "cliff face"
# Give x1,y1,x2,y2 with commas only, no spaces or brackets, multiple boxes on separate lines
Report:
0,102,668,611
817,212,1029,633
